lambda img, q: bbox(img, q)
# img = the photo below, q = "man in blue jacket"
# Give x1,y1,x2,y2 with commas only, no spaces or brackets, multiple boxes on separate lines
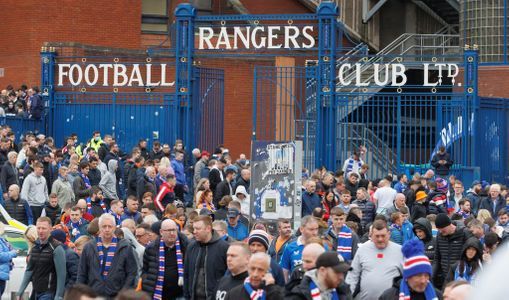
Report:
226,208,248,241
302,180,320,217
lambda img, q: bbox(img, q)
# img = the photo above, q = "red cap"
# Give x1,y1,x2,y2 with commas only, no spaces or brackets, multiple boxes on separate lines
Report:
201,151,210,157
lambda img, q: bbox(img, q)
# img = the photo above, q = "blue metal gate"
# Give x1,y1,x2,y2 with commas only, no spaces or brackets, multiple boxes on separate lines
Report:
39,46,224,151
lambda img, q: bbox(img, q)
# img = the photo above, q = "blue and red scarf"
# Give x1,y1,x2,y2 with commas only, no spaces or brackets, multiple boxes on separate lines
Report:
244,277,266,300
399,278,437,300
153,236,184,300
336,225,353,261
80,172,91,188
86,197,107,215
97,236,117,279
68,218,84,240
310,280,339,300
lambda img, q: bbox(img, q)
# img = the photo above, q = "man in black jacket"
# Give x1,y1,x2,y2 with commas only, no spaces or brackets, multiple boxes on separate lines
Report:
209,158,226,196
17,217,67,299
432,213,472,289
285,251,351,300
478,183,506,218
184,215,229,300
213,165,235,208
142,219,188,299
77,213,137,297
2,184,33,225
0,151,19,196
226,252,282,300
73,161,93,200
430,146,453,177
215,242,250,300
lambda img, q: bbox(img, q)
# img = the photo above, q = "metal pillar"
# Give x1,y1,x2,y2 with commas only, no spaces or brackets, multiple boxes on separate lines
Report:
464,48,479,166
40,47,56,135
316,2,339,170
175,4,196,150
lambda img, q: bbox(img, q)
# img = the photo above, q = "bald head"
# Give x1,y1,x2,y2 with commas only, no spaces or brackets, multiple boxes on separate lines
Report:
448,284,471,300
160,219,179,246
121,219,136,234
76,199,87,211
302,243,325,271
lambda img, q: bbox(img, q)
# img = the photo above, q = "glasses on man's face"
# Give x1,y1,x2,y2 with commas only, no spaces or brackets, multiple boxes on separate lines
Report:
161,229,177,233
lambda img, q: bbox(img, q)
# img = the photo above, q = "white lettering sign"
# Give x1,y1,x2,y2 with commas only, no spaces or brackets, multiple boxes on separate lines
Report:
57,64,175,87
198,25,316,50
337,63,460,87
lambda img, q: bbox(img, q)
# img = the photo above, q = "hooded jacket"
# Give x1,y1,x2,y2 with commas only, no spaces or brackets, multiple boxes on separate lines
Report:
99,160,118,199
183,230,229,300
233,185,250,215
120,227,145,280
77,237,137,297
20,172,49,206
446,237,483,283
412,218,436,262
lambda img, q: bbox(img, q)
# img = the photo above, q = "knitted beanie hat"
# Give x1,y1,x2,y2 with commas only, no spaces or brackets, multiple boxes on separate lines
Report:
248,229,270,250
402,239,432,279
435,177,448,192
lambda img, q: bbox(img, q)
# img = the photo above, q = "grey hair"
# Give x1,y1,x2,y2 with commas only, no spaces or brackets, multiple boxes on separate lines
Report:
145,166,155,176
98,213,116,227
212,220,228,231
143,214,159,226
7,151,17,160
250,252,271,267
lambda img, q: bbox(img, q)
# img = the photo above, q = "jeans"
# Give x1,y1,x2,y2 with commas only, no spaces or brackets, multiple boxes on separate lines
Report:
35,292,54,300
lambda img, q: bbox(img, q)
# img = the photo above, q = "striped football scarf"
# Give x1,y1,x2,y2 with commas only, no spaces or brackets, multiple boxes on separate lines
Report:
87,197,107,215
310,280,339,300
80,172,91,188
153,236,184,300
399,279,437,300
97,236,117,279
68,218,84,240
336,225,353,261
202,200,216,212
243,277,266,300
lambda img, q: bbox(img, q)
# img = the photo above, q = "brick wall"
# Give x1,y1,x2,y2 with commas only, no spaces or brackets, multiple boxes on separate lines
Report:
0,0,141,88
478,66,509,98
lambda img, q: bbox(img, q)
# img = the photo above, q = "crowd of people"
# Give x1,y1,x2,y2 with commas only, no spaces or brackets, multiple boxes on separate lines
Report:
0,122,505,300
0,85,45,119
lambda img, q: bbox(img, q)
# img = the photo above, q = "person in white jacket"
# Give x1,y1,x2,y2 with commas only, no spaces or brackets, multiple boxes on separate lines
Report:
233,185,250,216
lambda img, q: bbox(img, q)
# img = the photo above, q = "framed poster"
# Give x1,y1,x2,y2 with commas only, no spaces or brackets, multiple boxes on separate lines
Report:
250,141,303,231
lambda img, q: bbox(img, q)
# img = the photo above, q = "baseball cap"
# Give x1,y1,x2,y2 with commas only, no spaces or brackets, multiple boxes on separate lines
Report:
315,252,351,273
201,150,210,158
227,208,240,218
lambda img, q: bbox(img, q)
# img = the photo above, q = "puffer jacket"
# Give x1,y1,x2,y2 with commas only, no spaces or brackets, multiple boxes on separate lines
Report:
0,237,16,281
433,223,472,287
142,233,188,297
352,198,376,228
412,218,436,262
